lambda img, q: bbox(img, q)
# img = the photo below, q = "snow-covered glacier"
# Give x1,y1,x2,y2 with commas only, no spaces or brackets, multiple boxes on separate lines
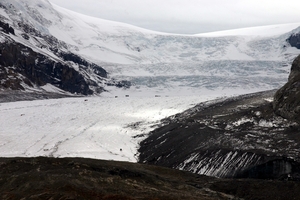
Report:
1,0,300,96
49,5,300,97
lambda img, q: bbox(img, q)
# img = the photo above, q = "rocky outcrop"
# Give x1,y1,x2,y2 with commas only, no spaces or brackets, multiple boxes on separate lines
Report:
0,41,97,95
59,52,107,78
287,34,300,49
107,79,132,89
0,20,14,35
273,54,300,123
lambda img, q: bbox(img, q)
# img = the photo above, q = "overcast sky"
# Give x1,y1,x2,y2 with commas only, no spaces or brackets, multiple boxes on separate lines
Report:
49,0,300,34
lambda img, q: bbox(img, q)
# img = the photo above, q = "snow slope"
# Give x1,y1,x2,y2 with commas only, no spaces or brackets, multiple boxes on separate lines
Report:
47,4,300,64
48,2,300,96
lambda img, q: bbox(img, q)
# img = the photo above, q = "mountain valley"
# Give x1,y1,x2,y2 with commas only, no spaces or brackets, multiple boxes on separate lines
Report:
1,0,300,199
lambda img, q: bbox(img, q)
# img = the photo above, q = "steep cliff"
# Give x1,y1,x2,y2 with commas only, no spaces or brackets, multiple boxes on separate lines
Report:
0,41,96,95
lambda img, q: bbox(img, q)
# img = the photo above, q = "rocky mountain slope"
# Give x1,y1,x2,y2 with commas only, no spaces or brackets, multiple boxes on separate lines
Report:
1,157,300,200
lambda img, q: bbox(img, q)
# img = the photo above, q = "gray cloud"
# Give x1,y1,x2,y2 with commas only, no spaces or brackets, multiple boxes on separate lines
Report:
49,0,300,34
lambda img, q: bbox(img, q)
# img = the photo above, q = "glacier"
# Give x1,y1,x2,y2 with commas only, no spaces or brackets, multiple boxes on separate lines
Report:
0,95,218,161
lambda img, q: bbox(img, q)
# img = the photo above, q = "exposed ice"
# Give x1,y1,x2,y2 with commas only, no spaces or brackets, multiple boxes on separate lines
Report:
0,95,217,161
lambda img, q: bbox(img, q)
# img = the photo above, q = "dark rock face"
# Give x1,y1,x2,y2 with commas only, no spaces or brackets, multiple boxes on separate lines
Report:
107,79,132,89
273,54,300,123
287,34,300,49
238,158,300,180
0,41,94,94
0,20,14,35
59,52,107,78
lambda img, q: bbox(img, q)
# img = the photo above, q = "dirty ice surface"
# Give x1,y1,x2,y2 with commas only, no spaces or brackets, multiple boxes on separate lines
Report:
0,94,223,162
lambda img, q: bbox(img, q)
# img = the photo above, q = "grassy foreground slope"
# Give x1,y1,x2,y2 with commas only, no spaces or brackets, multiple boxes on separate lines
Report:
0,157,300,200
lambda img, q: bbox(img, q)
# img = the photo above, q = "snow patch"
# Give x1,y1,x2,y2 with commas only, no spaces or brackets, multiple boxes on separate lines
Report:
40,84,68,94
232,117,254,126
258,119,276,128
